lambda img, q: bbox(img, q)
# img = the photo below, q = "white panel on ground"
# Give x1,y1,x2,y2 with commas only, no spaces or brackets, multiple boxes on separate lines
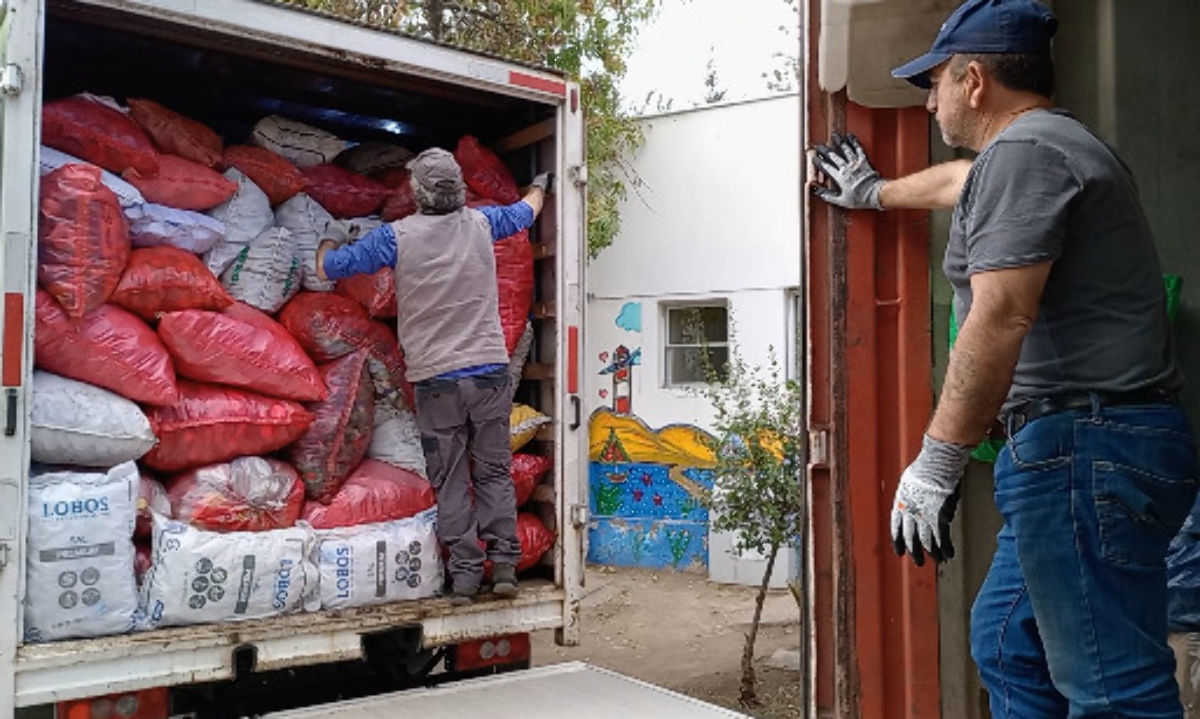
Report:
263,662,750,718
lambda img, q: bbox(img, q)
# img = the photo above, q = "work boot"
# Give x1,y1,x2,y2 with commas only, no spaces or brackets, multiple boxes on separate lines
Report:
492,563,518,598
451,585,478,607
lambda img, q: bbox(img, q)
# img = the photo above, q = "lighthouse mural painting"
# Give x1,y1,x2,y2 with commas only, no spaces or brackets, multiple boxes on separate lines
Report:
587,303,717,571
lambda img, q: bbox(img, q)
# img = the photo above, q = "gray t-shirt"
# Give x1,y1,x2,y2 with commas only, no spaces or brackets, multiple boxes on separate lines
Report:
944,108,1181,407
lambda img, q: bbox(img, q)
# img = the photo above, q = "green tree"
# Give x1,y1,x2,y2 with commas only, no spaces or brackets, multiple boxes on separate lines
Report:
700,346,804,708
294,0,659,258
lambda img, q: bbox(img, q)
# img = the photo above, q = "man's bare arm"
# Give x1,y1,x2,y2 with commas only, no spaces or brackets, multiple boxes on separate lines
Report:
879,159,973,210
927,261,1051,444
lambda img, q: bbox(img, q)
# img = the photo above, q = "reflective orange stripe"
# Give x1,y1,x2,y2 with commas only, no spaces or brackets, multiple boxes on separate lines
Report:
3,293,23,387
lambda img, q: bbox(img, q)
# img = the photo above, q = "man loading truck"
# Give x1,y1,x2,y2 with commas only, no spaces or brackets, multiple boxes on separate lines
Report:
811,0,1197,716
316,148,552,606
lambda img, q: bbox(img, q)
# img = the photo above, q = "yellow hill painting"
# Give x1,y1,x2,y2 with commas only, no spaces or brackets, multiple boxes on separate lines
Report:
589,409,716,499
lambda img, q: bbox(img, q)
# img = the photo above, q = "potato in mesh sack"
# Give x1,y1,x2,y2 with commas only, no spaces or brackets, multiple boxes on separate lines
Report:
223,145,308,205
31,370,157,468
289,351,375,503
219,226,302,314
275,193,339,292
251,115,347,169
367,396,426,477
110,246,234,320
204,168,274,276
127,98,223,169
278,292,412,408
167,457,305,532
42,94,159,175
302,164,390,219
142,381,313,473
157,302,326,401
39,145,144,209
470,198,535,355
126,203,226,255
123,154,238,212
334,142,414,176
302,459,434,529
455,135,519,204
38,163,130,320
34,289,179,406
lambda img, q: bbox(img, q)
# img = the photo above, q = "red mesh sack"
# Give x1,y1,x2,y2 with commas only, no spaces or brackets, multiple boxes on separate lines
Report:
482,513,557,580
376,169,418,221
123,154,238,211
128,99,223,169
455,135,519,204
301,164,389,218
279,292,412,407
301,459,435,529
289,351,375,502
223,146,307,205
135,541,152,584
136,475,170,539
34,289,179,405
511,453,551,507
471,198,534,355
335,268,396,319
142,381,314,473
42,95,159,175
38,164,130,320
157,302,326,401
167,457,305,532
111,246,234,320
515,512,556,571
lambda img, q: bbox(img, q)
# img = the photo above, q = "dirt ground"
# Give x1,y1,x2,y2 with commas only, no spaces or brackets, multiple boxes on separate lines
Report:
532,566,802,718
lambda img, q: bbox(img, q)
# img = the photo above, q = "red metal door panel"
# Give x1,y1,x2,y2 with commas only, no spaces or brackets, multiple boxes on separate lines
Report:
805,4,939,714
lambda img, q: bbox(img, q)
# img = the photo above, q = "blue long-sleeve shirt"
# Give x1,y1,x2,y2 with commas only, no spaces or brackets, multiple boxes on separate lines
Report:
322,200,536,382
322,201,535,281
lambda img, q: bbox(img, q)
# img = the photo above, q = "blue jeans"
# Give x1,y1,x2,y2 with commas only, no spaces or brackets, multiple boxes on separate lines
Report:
970,401,1199,718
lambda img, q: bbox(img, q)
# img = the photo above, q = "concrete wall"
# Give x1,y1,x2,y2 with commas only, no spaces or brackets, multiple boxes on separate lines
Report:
586,95,802,583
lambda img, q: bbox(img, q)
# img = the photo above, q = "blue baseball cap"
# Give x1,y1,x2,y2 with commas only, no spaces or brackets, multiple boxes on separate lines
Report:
891,0,1058,89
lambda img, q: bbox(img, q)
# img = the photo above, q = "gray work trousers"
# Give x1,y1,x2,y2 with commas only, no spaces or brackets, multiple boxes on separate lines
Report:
414,370,520,592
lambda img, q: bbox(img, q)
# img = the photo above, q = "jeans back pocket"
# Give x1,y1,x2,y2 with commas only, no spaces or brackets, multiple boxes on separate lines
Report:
1094,460,1197,569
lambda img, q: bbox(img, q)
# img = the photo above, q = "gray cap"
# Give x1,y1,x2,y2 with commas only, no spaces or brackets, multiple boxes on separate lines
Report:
407,148,466,213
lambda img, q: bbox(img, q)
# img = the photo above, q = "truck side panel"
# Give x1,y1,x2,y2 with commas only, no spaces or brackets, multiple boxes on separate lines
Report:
0,0,45,715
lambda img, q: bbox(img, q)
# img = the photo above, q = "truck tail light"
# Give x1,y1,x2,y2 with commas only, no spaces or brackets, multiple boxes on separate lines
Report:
451,632,531,672
56,688,168,719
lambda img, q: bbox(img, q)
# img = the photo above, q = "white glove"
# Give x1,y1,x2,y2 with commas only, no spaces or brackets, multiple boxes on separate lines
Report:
530,172,554,194
890,434,973,566
811,133,885,210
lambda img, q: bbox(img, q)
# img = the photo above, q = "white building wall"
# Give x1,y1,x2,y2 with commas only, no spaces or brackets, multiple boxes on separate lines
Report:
585,95,802,587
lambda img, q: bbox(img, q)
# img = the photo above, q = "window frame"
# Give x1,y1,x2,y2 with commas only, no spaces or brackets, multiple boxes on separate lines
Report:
661,300,731,388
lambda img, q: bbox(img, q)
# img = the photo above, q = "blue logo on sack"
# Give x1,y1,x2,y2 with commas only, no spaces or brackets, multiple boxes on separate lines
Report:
273,559,294,610
42,498,110,518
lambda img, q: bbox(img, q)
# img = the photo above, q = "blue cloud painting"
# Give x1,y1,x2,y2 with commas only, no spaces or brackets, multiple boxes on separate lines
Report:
615,302,642,333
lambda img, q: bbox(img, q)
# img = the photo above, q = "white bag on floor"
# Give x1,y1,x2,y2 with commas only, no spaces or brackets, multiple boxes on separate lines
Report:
368,398,426,478
316,509,441,610
127,203,226,255
220,226,301,314
39,145,144,208
251,115,347,168
31,371,157,467
275,193,338,292
141,516,318,629
25,462,140,642
205,169,274,276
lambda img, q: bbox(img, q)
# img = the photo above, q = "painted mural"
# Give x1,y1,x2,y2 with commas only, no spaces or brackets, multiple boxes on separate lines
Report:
588,409,717,571
587,300,718,571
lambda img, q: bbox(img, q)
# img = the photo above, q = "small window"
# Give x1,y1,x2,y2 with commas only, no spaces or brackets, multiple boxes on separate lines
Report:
663,303,729,385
